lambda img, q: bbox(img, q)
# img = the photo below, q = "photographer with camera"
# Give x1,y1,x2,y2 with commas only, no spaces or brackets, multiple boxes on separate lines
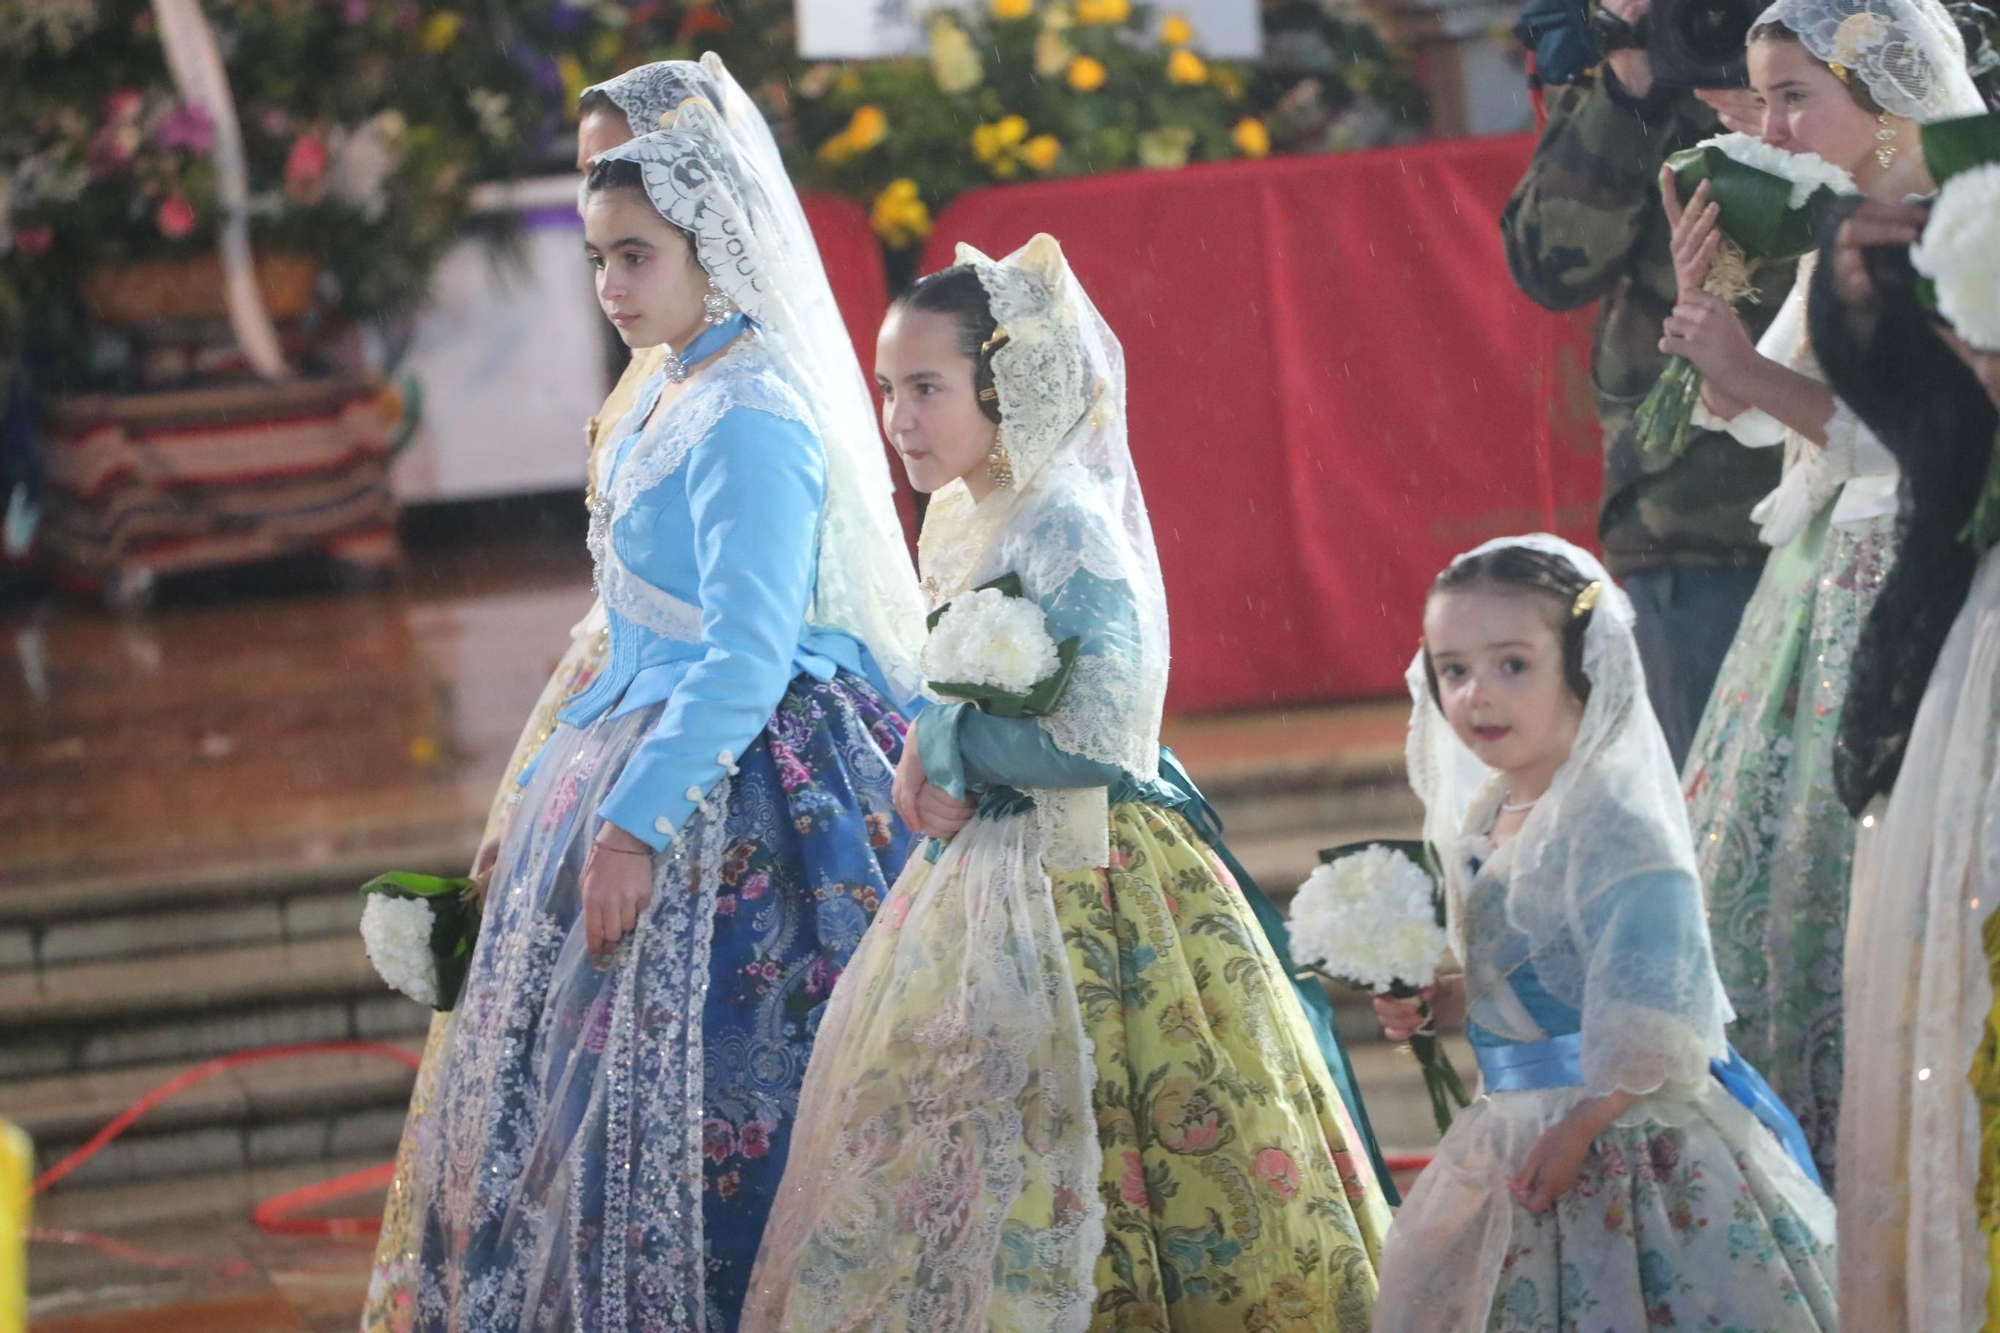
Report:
1502,0,1792,768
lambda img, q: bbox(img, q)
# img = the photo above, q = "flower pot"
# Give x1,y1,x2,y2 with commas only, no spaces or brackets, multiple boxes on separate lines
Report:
80,253,321,326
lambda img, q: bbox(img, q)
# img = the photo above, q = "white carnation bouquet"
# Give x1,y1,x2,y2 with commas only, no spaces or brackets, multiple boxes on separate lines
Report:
1290,840,1470,1132
1635,133,1858,457
921,574,1079,717
359,871,479,1011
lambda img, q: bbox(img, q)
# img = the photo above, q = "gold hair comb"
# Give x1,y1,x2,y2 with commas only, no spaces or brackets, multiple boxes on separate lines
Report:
1572,581,1603,618
980,327,1010,356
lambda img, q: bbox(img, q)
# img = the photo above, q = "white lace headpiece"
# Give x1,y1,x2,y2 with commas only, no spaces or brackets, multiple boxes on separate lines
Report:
1752,0,1985,122
917,235,1168,870
582,59,722,136
1405,534,1732,1094
593,65,927,706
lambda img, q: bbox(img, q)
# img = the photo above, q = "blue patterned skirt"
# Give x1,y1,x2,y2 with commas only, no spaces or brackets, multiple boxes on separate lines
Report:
404,671,910,1333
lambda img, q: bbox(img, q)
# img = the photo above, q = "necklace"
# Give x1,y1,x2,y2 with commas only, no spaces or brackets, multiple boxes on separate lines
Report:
1499,793,1540,814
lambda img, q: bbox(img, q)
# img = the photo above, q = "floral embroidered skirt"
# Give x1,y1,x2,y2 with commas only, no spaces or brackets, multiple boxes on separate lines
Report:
745,800,1389,1333
363,671,909,1333
1682,506,1894,1183
1374,1080,1838,1332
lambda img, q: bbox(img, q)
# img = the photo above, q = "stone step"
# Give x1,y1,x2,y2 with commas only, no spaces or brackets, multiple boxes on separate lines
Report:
0,936,431,1081
0,840,470,975
7,1042,422,1190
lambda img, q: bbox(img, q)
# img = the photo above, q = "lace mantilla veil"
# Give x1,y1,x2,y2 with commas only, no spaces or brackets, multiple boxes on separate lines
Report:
1405,535,1732,1096
916,234,1168,870
1751,0,1984,122
591,63,928,706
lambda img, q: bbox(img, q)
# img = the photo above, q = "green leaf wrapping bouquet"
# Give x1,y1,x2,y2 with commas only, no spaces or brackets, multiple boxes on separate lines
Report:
358,872,479,1012
921,573,1080,717
1289,839,1472,1132
1635,133,1858,458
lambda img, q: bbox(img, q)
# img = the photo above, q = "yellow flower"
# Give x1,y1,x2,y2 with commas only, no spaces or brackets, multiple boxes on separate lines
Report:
1023,133,1062,171
847,105,888,150
1035,27,1073,77
870,178,931,249
815,131,856,164
420,10,462,53
1232,116,1271,158
1076,0,1130,22
1066,54,1108,91
992,0,1035,19
929,18,986,94
1137,124,1196,169
1160,14,1194,44
1166,48,1208,84
995,114,1028,146
558,55,588,111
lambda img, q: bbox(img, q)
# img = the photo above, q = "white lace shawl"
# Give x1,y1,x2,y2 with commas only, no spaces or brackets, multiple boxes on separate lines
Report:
1405,535,1733,1096
916,235,1167,871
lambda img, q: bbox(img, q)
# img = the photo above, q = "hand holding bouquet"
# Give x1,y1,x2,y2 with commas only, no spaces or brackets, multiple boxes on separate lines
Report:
1290,840,1471,1132
1637,134,1857,457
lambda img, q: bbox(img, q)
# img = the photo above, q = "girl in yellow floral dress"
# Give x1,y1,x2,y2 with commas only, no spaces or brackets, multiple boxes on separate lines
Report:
741,235,1389,1332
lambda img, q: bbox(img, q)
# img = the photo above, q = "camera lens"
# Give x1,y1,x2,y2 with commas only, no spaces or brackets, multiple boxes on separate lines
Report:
1650,0,1758,87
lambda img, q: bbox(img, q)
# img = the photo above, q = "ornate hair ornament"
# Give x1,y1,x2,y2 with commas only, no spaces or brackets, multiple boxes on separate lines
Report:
1572,581,1604,619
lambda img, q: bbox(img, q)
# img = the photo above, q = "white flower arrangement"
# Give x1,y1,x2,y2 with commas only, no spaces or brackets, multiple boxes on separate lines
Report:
360,893,442,1008
1695,133,1859,208
1913,162,2000,352
1289,844,1451,993
922,585,1062,693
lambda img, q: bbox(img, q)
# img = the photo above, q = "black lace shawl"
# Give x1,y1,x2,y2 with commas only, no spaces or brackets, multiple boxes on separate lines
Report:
1810,201,2000,815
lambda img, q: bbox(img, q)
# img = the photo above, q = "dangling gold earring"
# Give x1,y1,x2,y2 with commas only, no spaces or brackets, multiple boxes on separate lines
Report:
986,432,1014,489
1875,112,1899,170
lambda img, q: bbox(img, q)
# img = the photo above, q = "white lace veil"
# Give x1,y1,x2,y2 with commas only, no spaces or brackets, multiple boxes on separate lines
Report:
592,67,928,707
1752,0,1985,121
582,59,723,136
916,234,1167,870
1405,534,1732,1095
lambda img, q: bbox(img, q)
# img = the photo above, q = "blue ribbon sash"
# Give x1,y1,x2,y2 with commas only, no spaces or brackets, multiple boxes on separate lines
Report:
1473,1032,1824,1188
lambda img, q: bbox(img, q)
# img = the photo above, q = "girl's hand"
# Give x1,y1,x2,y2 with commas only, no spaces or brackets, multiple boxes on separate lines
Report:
1662,174,1722,301
893,733,977,838
1660,290,1758,388
466,832,503,911
1510,1113,1598,1214
581,825,654,956
1373,988,1432,1043
1372,972,1465,1041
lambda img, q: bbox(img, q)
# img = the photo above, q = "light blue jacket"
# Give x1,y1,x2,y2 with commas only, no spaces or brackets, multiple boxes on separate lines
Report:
545,318,886,851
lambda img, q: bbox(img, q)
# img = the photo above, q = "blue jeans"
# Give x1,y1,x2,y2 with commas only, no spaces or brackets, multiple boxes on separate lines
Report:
1623,564,1765,771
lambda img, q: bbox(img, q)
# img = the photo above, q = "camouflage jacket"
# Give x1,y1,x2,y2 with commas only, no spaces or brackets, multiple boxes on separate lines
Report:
1502,74,1795,575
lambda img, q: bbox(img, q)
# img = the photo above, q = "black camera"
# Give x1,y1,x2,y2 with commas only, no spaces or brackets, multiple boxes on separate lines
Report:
1647,0,1764,88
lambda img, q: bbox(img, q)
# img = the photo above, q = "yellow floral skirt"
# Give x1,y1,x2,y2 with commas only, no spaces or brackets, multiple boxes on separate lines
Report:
1980,909,2000,1332
745,801,1387,1333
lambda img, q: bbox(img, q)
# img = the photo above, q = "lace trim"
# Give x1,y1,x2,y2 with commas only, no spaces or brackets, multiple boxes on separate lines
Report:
587,338,810,643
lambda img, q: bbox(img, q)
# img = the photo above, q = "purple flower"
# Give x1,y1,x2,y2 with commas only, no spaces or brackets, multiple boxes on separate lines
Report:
156,105,215,155
715,894,738,917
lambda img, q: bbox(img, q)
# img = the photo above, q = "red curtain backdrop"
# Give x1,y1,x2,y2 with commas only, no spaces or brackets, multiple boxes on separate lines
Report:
910,135,1604,711
799,191,921,549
